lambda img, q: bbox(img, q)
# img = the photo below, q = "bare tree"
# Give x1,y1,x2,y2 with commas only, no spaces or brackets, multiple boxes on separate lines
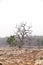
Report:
15,22,32,48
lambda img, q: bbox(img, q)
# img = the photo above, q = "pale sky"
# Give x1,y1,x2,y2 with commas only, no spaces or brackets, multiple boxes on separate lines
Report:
0,0,43,37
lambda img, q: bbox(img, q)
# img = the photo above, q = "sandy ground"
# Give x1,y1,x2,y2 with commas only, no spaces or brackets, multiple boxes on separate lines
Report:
0,47,43,65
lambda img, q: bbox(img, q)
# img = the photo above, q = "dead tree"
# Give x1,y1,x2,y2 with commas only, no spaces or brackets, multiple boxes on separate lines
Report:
15,22,32,48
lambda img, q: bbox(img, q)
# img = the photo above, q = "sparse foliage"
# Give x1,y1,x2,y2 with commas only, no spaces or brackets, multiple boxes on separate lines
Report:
7,35,17,47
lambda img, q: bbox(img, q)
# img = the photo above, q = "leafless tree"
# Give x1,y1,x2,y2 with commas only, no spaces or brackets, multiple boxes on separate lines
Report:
15,22,32,48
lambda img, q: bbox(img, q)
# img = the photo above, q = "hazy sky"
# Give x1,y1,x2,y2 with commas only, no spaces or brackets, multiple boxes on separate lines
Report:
0,0,43,37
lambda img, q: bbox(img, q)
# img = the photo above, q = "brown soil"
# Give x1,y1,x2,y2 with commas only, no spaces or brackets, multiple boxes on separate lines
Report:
0,48,43,65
